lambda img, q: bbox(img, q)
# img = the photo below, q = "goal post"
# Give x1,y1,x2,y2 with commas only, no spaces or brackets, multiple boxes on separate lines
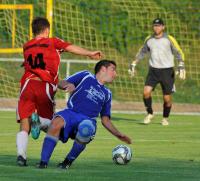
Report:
46,0,53,37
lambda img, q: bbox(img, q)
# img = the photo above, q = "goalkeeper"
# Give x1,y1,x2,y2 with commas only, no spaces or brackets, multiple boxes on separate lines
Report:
128,18,186,126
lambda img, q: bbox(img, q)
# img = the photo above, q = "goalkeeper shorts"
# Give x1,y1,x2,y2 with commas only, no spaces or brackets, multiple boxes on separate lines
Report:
145,67,175,95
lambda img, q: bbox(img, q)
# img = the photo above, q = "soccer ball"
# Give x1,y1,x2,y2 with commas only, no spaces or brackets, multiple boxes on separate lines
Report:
112,145,132,165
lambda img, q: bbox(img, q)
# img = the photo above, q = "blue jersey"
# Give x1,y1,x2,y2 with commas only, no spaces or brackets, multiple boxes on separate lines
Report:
65,70,112,119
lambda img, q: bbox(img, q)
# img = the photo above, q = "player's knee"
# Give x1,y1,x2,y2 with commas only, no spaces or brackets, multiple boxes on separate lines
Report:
75,119,96,144
143,90,151,98
48,116,64,133
163,96,172,106
144,86,152,96
164,101,172,107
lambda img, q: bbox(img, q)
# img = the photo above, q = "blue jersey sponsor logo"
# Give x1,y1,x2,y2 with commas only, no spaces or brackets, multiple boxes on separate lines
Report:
85,85,105,104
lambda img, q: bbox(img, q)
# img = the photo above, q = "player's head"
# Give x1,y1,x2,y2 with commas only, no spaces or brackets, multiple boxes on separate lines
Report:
32,17,50,37
152,18,165,35
95,59,117,84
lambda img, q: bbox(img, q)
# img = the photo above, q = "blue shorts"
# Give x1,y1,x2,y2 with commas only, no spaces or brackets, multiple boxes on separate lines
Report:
54,109,97,143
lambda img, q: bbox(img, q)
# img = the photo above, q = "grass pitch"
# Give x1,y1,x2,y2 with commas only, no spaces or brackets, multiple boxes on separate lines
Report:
0,111,200,181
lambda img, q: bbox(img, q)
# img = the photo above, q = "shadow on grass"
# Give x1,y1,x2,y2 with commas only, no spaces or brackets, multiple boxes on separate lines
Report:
111,116,139,122
137,122,163,125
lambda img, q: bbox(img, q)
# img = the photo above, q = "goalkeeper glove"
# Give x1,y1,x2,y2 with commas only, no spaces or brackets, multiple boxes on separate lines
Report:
128,62,137,77
176,62,186,80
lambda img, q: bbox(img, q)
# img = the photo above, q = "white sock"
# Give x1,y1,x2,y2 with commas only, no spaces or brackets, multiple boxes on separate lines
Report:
39,116,51,130
16,131,28,159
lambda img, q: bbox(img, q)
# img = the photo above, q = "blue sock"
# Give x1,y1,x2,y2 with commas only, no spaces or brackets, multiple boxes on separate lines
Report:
41,135,58,163
66,141,86,161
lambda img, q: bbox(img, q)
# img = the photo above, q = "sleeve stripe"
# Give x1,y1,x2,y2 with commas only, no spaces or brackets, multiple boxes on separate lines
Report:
168,35,185,61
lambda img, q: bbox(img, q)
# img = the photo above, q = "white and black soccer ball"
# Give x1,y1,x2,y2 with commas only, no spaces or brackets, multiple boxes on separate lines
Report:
112,145,132,165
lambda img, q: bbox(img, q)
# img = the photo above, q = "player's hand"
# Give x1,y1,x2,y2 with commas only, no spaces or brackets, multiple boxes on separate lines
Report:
176,62,186,80
63,83,76,93
117,134,132,144
128,61,137,77
88,51,103,60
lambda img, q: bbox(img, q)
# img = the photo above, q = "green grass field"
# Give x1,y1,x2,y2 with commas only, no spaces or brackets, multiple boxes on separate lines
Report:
0,111,200,181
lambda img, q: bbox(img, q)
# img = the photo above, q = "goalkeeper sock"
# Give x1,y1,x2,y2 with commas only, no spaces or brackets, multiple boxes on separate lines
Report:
41,134,58,163
143,97,153,114
163,103,172,118
66,141,86,162
16,131,28,159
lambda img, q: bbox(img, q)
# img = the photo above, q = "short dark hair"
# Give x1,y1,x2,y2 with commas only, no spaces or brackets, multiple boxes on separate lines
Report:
94,59,116,74
32,17,50,36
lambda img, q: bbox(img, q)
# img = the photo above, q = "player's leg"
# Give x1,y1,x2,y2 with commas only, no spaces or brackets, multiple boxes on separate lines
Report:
58,119,96,169
161,94,172,126
31,82,56,139
160,68,175,126
143,86,154,124
57,140,86,169
16,118,31,166
143,68,159,124
16,80,36,166
38,116,64,168
143,85,153,114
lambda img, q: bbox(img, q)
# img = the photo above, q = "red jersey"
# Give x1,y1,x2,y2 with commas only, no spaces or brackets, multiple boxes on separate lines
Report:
21,37,71,86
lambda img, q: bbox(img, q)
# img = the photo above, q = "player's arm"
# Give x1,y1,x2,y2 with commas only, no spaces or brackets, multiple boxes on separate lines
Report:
168,35,185,62
58,80,75,93
65,45,102,60
58,71,91,92
101,116,132,144
133,35,151,63
53,37,102,59
168,35,186,80
128,36,150,77
100,91,132,144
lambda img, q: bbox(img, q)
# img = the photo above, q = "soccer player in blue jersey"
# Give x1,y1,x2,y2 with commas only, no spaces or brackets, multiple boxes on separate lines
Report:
37,59,132,169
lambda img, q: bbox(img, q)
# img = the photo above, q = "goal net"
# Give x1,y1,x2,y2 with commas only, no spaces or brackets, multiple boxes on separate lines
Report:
0,0,200,113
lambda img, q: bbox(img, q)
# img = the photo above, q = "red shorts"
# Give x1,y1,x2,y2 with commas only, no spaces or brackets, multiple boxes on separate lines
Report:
16,79,56,122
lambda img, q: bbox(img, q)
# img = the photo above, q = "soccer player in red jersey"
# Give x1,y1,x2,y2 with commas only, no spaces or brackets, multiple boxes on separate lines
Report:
16,17,102,166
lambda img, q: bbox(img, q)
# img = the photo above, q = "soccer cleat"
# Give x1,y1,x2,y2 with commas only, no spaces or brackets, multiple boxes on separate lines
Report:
31,113,41,140
57,158,73,170
143,114,154,124
17,155,27,166
161,118,169,126
36,161,48,169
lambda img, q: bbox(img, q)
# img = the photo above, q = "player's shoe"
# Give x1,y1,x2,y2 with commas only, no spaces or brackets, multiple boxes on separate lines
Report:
143,114,154,124
36,161,48,169
17,155,27,166
31,113,41,140
161,118,169,126
57,158,73,170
